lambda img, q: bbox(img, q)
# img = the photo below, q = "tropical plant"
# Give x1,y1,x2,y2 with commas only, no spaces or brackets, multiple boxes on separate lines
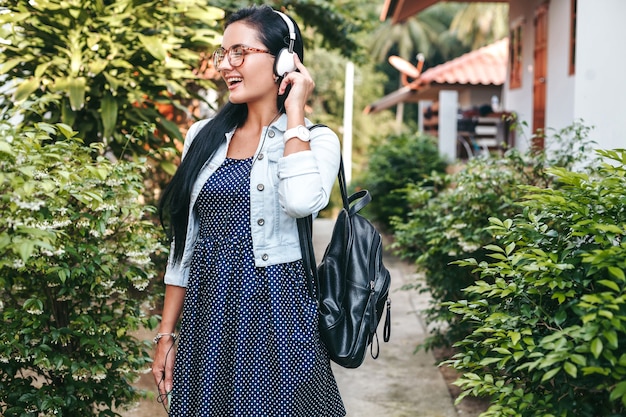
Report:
0,120,166,416
210,0,375,62
367,3,469,127
0,0,224,162
356,131,447,230
370,3,470,69
447,148,626,416
450,3,509,49
391,122,596,350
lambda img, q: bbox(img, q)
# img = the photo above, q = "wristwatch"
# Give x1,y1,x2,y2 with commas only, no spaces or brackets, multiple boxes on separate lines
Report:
283,125,310,145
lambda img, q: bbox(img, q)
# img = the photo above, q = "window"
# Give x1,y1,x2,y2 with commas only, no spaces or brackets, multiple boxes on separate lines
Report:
509,24,523,89
569,0,577,75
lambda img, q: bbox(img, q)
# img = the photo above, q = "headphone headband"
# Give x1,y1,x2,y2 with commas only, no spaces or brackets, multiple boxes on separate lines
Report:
274,10,296,53
272,10,298,77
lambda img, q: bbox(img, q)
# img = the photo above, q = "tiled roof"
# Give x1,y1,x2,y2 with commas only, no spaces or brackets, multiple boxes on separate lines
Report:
364,38,508,114
420,38,508,86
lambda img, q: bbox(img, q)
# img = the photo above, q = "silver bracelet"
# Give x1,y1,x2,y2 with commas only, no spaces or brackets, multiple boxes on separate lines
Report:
153,332,177,345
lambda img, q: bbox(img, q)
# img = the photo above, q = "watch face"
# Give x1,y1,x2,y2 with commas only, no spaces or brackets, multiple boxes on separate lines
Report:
298,126,310,140
284,125,310,144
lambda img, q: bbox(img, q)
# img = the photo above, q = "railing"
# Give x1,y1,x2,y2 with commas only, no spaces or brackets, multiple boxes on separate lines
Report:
457,113,516,159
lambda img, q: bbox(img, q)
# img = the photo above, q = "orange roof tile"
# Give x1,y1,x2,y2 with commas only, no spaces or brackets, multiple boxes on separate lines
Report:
420,38,508,86
364,38,508,114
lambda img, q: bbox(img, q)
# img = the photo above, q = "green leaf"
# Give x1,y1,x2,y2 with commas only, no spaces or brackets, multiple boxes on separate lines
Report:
591,338,603,359
14,77,40,102
101,94,118,140
479,357,502,366
570,354,587,367
595,224,624,234
164,57,188,69
58,269,68,283
484,244,505,253
0,57,24,74
598,279,620,292
541,366,561,382
160,160,177,176
505,242,516,256
509,331,521,345
487,253,507,261
35,61,53,79
87,58,109,76
68,77,87,111
0,141,15,156
603,329,618,349
56,123,77,139
138,34,166,61
608,267,625,281
17,240,36,261
563,361,577,378
610,381,626,402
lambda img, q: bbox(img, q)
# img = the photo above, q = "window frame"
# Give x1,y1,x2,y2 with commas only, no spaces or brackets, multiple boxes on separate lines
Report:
509,23,523,89
569,0,577,75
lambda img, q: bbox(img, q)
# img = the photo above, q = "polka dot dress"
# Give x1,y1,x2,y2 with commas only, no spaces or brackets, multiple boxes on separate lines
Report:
170,157,346,416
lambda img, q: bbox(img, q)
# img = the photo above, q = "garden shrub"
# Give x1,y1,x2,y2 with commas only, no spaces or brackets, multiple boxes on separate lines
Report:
391,122,594,350
447,148,626,416
0,0,223,161
357,132,447,229
0,121,166,416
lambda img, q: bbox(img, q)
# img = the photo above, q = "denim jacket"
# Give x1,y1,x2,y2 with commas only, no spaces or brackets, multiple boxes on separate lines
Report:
163,114,341,287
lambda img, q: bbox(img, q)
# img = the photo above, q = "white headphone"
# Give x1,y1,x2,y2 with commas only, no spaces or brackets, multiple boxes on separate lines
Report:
273,10,297,77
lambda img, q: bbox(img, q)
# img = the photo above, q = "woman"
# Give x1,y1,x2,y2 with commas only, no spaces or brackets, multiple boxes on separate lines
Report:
152,5,345,416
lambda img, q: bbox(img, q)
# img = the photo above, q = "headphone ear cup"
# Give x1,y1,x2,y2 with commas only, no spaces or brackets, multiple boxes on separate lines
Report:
274,48,297,77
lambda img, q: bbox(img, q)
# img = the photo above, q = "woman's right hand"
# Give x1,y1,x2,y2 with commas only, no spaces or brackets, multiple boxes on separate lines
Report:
152,335,177,406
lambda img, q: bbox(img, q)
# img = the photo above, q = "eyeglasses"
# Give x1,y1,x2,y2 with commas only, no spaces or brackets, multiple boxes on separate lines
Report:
212,44,272,68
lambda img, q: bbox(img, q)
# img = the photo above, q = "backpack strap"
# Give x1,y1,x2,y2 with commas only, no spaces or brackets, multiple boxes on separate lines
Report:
296,124,332,300
296,213,318,300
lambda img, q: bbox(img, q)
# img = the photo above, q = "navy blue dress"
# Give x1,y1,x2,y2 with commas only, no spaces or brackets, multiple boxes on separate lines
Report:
170,157,345,416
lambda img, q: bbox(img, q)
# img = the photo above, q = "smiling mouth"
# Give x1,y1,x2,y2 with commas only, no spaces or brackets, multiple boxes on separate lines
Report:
227,77,243,87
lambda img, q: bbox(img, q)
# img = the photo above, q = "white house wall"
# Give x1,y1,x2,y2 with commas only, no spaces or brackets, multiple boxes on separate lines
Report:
544,0,575,137
505,0,541,153
506,0,626,153
574,0,626,151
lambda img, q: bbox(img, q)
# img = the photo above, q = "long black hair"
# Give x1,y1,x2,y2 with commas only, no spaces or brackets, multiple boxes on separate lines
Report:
159,5,304,263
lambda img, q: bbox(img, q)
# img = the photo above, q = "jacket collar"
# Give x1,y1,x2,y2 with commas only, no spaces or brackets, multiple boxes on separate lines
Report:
224,112,291,139
270,113,289,132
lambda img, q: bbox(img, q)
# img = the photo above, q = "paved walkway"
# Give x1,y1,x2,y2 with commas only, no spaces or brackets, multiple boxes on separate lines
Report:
124,218,459,417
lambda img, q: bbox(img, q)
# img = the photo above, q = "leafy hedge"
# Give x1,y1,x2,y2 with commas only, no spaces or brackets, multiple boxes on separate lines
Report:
0,122,166,416
391,122,595,350
448,148,626,416
0,0,223,161
357,131,447,229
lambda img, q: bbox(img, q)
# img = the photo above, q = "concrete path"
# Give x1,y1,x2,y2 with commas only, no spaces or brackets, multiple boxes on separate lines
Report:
123,218,459,417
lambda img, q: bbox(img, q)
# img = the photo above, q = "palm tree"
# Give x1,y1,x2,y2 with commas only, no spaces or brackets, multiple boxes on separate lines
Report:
450,3,509,49
369,3,465,65
368,3,467,128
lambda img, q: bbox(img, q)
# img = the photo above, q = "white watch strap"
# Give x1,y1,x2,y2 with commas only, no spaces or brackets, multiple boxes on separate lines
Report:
283,125,310,145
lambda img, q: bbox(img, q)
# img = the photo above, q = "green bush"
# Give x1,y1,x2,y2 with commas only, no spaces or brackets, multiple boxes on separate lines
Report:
392,122,594,350
357,132,447,229
0,121,166,416
447,148,626,416
0,0,223,161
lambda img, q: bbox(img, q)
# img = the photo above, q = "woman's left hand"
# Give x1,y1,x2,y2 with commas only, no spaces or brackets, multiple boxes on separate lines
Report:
278,54,315,119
